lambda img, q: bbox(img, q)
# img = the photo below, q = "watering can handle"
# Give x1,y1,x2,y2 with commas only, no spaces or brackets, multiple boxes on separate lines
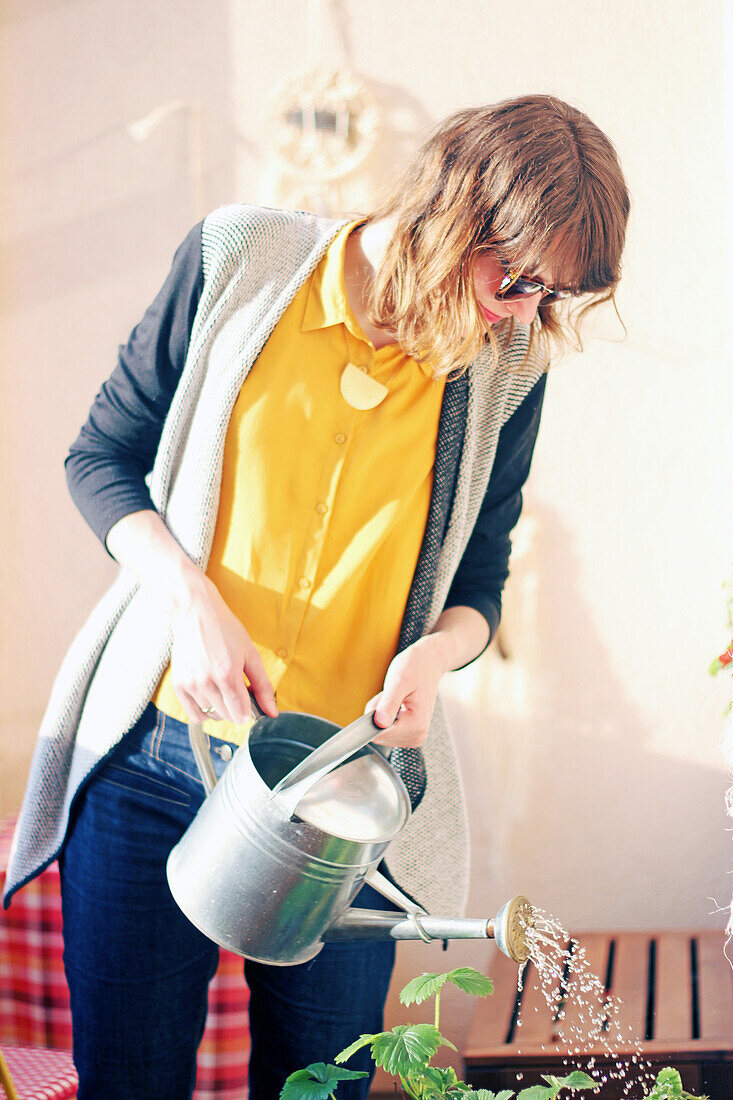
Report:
364,868,432,942
364,868,427,916
188,691,265,796
270,711,381,818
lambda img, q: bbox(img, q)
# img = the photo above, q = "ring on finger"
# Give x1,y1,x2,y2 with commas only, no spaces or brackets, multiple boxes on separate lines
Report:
202,705,218,717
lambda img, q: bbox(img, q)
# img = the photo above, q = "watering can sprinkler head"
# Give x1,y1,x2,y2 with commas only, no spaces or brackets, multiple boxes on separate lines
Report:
487,895,533,963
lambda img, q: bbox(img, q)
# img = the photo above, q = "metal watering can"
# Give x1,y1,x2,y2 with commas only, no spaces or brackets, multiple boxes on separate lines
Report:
166,701,532,966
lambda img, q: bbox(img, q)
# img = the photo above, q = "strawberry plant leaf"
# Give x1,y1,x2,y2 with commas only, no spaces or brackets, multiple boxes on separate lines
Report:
279,1063,367,1100
519,1071,599,1100
319,1066,368,1083
421,1066,458,1090
642,1067,700,1099
371,1023,454,1075
400,967,494,1007
466,1091,515,1100
280,1075,333,1100
445,967,495,999
419,1064,474,1097
400,972,451,1006
558,1072,597,1089
539,1073,597,1091
653,1067,683,1093
334,1033,378,1064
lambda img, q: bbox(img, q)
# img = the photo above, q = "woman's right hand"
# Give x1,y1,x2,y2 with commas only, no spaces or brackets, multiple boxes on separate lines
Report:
169,573,278,724
105,509,278,725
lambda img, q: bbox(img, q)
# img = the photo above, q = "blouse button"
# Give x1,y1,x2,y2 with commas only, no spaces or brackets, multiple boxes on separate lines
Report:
334,433,347,445
316,502,328,515
298,577,311,590
276,647,288,660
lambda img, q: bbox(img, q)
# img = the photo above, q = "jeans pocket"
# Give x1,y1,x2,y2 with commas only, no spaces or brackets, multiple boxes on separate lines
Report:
146,709,236,788
96,760,192,808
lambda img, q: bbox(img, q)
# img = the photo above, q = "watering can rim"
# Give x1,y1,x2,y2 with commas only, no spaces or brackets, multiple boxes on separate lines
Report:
187,703,411,844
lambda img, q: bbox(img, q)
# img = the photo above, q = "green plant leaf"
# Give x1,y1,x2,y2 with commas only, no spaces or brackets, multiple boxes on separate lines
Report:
656,1068,683,1091
316,1065,368,1083
641,1067,709,1099
517,1071,599,1100
417,1064,474,1098
399,967,494,1007
417,1066,452,1099
465,1091,515,1100
543,1072,597,1090
421,1065,459,1090
445,967,495,999
279,1063,368,1100
334,1034,379,1064
371,1023,455,1075
400,972,451,1006
642,1068,682,1099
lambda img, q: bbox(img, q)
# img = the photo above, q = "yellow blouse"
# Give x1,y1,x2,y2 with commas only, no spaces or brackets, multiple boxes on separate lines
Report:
153,223,445,742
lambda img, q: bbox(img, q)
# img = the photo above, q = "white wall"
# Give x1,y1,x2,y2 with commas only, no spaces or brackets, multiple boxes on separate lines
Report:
0,0,236,808
2,0,731,1044
226,0,733,929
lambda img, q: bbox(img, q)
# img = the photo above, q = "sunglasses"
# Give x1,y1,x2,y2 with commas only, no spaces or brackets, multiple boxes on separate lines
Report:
496,262,574,304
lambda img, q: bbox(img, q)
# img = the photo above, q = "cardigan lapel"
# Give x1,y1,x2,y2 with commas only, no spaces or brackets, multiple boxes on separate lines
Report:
391,370,467,809
397,370,468,652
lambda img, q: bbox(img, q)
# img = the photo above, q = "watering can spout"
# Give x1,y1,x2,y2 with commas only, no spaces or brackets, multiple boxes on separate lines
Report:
322,894,533,964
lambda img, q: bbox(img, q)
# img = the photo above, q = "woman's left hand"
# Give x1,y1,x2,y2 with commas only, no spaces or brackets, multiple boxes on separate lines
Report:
364,607,491,748
365,633,453,748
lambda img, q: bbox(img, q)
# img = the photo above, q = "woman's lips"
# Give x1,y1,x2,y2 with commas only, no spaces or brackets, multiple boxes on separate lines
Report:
478,303,503,324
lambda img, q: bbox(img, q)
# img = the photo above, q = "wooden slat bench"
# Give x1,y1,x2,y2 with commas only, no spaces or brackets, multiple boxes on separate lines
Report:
464,931,733,1100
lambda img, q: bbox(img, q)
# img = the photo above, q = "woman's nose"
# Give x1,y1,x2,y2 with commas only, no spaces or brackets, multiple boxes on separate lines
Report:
507,292,542,325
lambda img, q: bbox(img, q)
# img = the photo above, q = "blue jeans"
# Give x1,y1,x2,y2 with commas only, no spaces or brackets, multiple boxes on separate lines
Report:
59,705,397,1100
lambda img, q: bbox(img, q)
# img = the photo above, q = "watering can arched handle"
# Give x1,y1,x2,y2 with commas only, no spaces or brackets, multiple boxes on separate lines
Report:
188,693,265,796
270,711,381,818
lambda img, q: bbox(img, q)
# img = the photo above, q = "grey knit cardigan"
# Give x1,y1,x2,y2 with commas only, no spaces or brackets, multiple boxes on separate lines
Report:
4,205,544,916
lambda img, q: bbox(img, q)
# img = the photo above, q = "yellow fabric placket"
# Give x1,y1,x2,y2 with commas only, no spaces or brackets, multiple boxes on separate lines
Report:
152,223,445,742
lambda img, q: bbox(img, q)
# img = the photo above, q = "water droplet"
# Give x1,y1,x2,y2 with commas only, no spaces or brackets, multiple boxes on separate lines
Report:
520,906,647,1090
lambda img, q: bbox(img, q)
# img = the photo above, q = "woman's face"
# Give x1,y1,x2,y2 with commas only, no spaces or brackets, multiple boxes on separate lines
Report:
472,251,554,328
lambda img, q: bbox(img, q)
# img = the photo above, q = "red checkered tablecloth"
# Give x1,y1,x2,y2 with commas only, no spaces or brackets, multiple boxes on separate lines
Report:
0,816,250,1098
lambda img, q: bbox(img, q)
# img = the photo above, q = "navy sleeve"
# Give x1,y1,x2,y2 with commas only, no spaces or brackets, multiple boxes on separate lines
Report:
444,371,547,654
65,222,205,549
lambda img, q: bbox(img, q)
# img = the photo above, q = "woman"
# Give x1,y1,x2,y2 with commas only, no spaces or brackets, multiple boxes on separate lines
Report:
4,94,629,1099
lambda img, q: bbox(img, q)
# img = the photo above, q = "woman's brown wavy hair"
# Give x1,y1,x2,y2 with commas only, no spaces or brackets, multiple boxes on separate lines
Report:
365,94,630,376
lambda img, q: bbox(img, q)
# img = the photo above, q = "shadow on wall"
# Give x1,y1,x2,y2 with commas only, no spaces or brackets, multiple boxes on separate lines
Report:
442,498,730,931
2,187,200,318
379,497,730,1085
